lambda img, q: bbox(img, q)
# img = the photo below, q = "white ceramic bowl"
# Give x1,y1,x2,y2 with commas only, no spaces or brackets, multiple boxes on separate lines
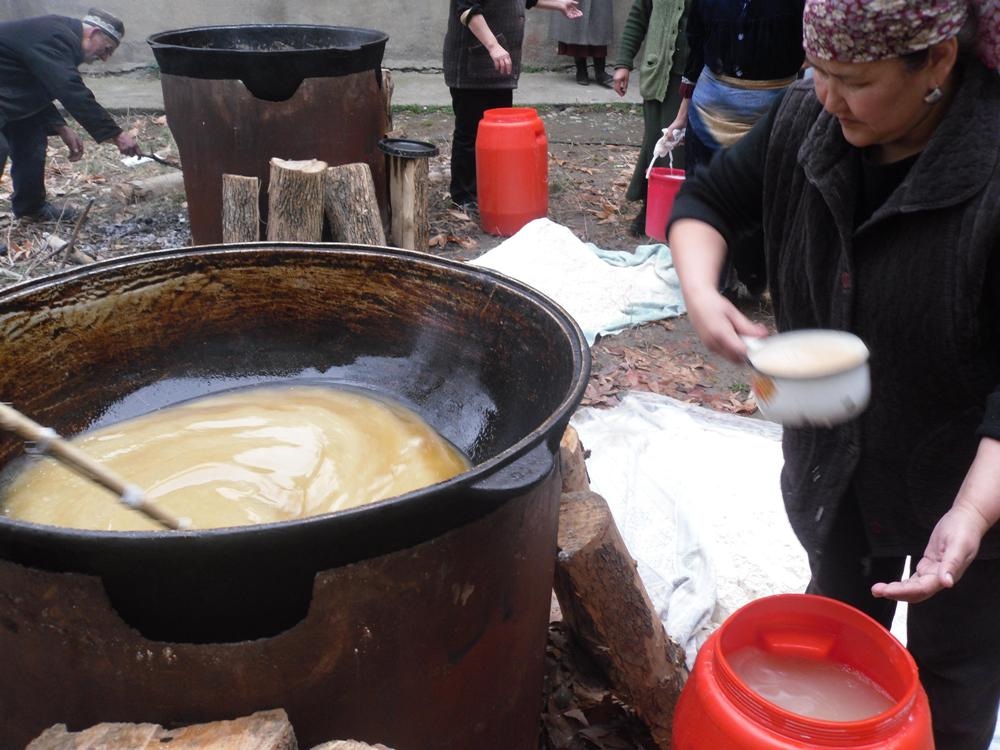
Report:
743,329,870,428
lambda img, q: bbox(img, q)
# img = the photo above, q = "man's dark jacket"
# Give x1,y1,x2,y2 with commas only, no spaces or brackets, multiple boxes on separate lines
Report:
0,15,121,142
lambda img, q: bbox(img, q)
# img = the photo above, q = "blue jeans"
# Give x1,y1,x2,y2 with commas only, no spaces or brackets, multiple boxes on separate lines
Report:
0,111,50,217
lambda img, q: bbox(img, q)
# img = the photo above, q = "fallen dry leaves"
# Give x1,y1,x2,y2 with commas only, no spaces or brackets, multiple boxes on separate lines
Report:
584,341,758,416
541,623,655,750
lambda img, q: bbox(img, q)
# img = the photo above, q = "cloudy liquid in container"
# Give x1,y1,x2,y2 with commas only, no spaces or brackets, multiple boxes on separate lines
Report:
749,336,867,379
0,384,470,531
727,645,896,721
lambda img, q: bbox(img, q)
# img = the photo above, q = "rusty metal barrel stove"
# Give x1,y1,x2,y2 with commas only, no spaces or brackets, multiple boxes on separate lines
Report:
0,245,590,748
148,26,390,245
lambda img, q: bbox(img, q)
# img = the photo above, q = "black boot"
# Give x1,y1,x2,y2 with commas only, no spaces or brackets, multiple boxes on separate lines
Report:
575,57,590,86
592,58,613,88
628,203,647,237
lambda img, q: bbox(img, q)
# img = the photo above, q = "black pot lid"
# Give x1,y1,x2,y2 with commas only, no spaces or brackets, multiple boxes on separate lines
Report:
378,138,439,159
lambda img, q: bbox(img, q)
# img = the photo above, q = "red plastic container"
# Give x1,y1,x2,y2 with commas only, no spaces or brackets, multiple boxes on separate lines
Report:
476,107,548,237
645,167,685,242
673,594,934,750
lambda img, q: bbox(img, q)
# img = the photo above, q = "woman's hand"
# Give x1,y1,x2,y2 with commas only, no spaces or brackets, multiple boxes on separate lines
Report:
664,99,690,142
871,504,985,603
684,284,768,362
872,436,1000,602
56,125,84,162
488,43,512,75
558,0,583,18
669,219,768,363
613,68,630,97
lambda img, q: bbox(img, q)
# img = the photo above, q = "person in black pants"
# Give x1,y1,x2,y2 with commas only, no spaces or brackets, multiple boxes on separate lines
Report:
0,7,140,231
443,0,582,210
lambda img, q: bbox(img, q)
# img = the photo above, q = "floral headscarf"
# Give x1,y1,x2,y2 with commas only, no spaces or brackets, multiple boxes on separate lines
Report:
803,0,1000,70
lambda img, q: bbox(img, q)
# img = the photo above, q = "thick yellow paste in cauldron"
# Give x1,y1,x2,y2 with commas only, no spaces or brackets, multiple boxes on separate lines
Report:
0,385,469,531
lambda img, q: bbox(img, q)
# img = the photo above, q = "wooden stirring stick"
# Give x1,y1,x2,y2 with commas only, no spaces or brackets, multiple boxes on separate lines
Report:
0,403,190,530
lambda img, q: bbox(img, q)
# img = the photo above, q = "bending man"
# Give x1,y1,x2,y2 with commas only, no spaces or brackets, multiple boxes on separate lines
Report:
0,7,140,223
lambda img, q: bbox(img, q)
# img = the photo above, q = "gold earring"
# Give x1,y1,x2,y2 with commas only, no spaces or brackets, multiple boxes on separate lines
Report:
923,86,943,104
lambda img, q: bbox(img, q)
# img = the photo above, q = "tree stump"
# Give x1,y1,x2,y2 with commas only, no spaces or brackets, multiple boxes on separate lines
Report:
266,158,328,242
324,163,386,245
554,490,688,750
222,174,260,243
385,153,429,251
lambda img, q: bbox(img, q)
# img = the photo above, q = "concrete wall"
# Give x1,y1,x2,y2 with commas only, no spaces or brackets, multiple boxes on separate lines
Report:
2,0,640,72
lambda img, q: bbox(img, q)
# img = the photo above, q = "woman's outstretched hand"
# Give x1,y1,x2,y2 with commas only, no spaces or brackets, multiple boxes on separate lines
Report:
872,504,986,603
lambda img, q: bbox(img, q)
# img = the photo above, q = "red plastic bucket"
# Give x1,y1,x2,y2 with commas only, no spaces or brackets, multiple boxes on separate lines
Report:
476,107,548,237
673,594,933,749
645,167,685,242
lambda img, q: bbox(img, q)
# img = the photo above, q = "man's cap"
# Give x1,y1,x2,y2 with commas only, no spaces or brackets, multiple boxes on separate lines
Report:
83,8,124,44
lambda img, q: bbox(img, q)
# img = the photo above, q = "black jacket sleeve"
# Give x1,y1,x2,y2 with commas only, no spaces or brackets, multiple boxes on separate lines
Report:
21,24,121,143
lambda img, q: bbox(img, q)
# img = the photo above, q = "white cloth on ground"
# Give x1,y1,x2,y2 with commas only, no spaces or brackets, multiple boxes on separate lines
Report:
570,391,810,668
469,218,685,345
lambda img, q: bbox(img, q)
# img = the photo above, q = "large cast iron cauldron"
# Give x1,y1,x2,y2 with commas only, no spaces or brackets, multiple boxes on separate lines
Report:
0,244,589,748
148,25,391,245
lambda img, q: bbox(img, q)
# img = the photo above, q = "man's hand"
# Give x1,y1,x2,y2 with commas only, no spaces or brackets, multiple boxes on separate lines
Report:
57,125,85,162
113,131,140,157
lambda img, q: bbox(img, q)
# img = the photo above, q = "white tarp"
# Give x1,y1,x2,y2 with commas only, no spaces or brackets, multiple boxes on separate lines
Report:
570,391,811,668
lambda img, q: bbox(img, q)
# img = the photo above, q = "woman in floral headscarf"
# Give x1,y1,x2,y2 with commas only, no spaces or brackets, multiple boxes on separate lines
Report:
667,1,1000,746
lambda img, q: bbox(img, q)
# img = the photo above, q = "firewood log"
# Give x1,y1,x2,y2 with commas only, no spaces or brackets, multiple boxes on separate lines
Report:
222,174,260,243
27,709,296,750
114,172,185,205
554,490,688,750
559,426,590,494
323,163,386,245
266,158,328,242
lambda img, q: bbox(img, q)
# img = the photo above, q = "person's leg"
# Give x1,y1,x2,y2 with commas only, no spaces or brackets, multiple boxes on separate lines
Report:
5,114,49,218
449,88,512,207
907,557,1000,750
574,57,589,85
592,57,612,88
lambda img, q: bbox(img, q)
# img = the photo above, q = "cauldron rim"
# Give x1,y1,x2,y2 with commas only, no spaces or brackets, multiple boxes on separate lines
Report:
146,24,390,54
0,242,590,543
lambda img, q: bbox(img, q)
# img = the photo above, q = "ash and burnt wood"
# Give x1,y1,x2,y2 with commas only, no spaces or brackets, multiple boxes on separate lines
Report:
554,491,688,750
28,709,296,750
266,158,328,242
222,174,261,243
323,163,385,245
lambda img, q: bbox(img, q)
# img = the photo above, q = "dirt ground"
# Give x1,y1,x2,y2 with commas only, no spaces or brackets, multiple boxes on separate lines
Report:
0,105,773,418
